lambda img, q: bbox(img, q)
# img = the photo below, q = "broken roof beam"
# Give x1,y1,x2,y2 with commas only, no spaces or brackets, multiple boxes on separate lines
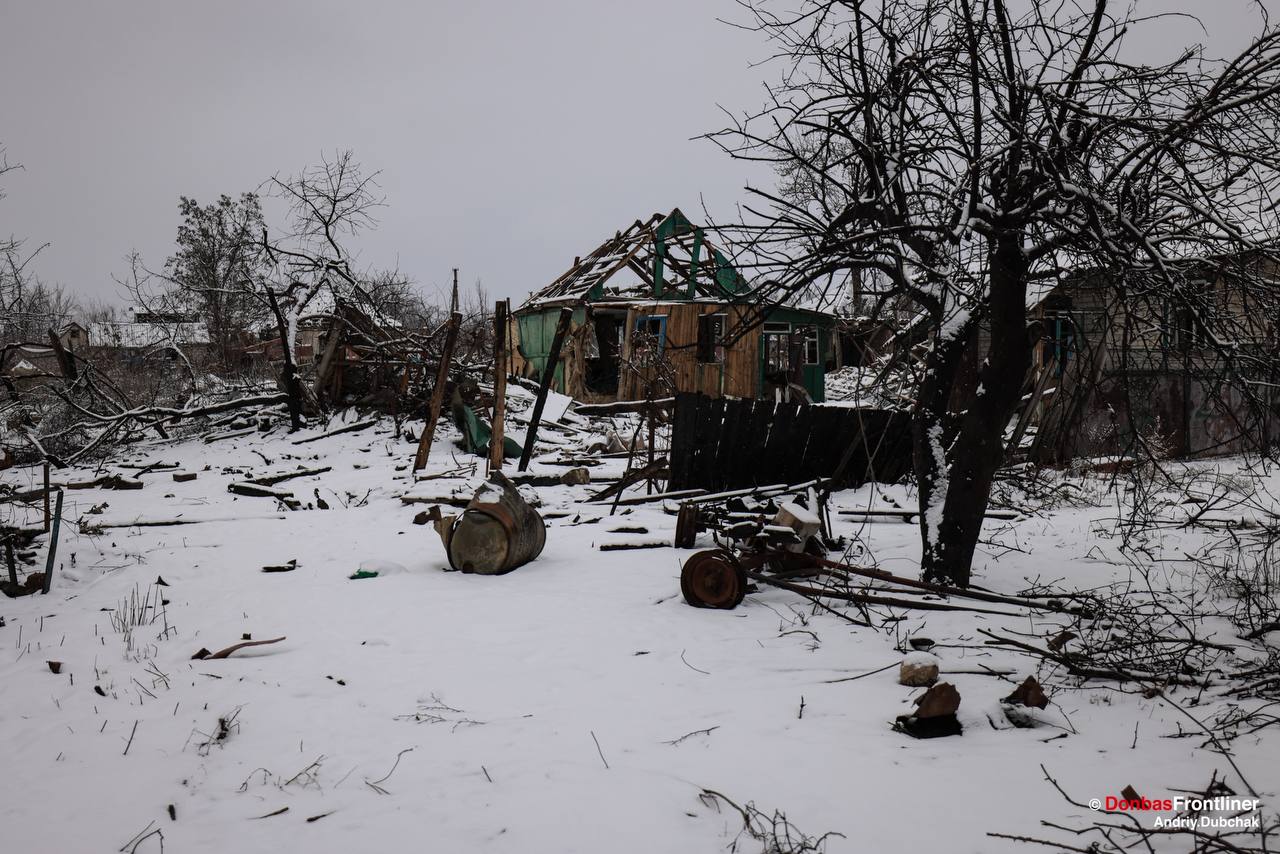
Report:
686,227,703,300
535,228,655,304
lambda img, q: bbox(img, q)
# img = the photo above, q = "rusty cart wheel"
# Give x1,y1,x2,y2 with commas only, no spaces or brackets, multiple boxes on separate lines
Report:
680,549,747,610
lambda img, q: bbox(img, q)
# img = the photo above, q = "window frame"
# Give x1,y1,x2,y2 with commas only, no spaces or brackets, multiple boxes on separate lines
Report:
696,312,727,364
633,314,668,356
762,321,791,374
802,327,820,365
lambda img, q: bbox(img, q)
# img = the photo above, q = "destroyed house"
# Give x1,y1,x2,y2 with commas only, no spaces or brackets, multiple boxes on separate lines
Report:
1005,258,1280,461
512,209,837,403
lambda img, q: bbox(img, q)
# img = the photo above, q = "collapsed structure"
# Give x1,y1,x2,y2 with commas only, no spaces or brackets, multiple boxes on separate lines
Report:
1010,260,1280,462
511,209,838,403
828,255,1280,464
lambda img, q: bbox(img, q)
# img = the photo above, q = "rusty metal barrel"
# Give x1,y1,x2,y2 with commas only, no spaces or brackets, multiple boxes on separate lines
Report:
445,472,546,574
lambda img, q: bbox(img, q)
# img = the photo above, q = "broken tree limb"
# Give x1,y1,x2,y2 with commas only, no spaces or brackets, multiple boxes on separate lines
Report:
86,514,289,530
586,456,669,503
192,636,286,660
743,571,1025,616
805,555,1077,614
837,508,1021,521
247,466,332,486
5,538,17,588
594,487,701,507
413,311,462,472
679,480,826,506
488,299,508,474
202,427,257,443
572,398,676,417
312,317,343,407
975,628,1206,685
67,475,144,490
399,494,472,509
46,327,78,382
599,541,666,551
0,487,54,505
292,419,379,445
24,391,296,466
517,306,574,472
227,482,294,499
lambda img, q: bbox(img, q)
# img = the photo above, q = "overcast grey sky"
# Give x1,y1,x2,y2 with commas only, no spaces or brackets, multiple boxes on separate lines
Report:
1,1,1275,309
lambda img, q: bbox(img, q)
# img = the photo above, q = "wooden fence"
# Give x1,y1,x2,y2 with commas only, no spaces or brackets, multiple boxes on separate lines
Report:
667,393,912,492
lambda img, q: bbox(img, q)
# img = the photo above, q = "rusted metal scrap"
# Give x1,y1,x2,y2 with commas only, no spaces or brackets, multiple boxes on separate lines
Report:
428,471,546,574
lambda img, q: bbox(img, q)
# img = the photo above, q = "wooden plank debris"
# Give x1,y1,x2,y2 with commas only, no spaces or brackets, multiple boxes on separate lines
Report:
488,299,509,474
227,482,294,499
573,398,675,417
592,488,706,507
292,419,379,446
247,466,332,487
40,489,64,594
585,457,668,504
204,427,257,443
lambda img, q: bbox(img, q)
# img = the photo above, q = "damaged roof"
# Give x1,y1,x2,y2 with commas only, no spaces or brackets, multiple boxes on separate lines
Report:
521,208,751,308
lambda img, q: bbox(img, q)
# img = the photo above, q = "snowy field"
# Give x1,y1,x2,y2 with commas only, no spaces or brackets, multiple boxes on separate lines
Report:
1,411,1277,853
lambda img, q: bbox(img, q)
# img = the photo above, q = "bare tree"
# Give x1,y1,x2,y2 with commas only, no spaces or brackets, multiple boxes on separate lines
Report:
0,146,60,345
712,0,1280,586
259,150,387,428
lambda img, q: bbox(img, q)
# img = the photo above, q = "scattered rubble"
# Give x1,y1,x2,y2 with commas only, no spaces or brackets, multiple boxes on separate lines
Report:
898,653,940,687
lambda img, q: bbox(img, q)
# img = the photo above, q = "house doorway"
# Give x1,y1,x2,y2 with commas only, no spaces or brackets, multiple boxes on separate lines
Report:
584,310,626,396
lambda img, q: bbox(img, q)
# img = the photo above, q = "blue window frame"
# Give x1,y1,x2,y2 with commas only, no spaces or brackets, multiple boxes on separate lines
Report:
634,315,668,355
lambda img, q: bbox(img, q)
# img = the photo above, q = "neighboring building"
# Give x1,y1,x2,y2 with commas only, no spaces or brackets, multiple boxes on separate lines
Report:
1027,274,1274,461
84,309,214,364
979,260,1280,461
0,345,63,392
512,208,838,403
59,322,88,355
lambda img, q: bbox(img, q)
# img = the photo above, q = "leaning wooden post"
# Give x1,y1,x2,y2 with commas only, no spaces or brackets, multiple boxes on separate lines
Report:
41,489,64,594
5,537,18,589
413,312,462,473
42,461,51,532
645,390,657,495
517,306,573,472
488,300,509,474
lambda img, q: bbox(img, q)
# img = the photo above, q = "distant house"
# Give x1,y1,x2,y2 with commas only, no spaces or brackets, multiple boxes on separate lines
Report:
904,258,1279,462
241,291,404,372
85,309,213,364
0,347,62,392
59,322,88,355
512,208,838,403
1017,263,1278,460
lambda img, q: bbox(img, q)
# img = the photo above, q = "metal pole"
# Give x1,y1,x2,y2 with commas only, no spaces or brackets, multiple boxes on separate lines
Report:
413,312,462,473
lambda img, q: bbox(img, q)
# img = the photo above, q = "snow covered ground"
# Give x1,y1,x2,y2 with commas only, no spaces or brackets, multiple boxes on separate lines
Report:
1,413,1277,853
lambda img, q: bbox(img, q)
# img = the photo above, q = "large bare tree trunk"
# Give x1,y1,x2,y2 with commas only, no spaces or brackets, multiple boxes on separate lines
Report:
264,288,304,431
916,243,1031,587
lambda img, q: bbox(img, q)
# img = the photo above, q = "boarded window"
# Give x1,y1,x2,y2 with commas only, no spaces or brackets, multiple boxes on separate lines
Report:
696,313,726,364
